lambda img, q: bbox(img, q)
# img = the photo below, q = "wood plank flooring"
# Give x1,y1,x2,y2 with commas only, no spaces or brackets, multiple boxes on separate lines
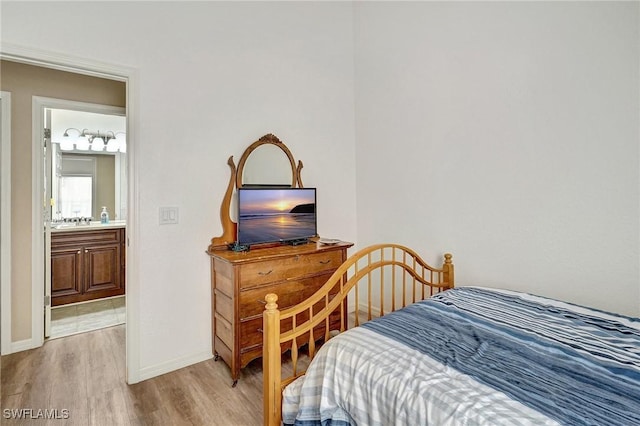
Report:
1,326,264,425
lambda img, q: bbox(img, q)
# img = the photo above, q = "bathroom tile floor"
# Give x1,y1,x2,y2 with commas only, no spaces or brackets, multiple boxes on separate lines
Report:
50,296,125,339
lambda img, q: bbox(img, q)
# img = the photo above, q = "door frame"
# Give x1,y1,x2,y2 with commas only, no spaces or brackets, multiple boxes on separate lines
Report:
1,91,12,355
0,43,142,383
36,98,126,339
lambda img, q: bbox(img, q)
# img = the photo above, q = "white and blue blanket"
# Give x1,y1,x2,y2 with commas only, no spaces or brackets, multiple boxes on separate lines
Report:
282,287,640,425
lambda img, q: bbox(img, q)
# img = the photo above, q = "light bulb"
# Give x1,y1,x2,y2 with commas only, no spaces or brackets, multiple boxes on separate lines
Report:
75,137,89,151
91,137,105,151
60,140,75,151
106,138,119,152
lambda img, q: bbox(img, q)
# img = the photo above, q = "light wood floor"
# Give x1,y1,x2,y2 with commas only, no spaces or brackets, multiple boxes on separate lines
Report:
1,325,264,425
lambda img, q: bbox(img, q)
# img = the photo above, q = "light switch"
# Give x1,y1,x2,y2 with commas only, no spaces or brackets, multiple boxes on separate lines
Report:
159,207,179,225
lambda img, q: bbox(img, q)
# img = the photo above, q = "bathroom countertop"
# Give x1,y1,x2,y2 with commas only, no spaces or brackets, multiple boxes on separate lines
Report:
50,220,126,233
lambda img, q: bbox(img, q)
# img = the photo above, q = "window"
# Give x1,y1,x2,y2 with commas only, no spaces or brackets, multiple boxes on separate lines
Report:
56,155,96,219
59,176,93,218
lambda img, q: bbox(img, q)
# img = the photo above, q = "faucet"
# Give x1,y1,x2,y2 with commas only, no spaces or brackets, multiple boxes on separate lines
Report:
76,217,93,226
59,216,93,226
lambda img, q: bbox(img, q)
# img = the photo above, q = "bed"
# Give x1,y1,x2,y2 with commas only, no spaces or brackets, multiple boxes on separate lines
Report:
262,244,640,425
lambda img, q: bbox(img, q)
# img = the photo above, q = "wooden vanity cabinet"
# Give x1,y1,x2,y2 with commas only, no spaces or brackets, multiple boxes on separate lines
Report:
209,241,353,384
51,227,126,306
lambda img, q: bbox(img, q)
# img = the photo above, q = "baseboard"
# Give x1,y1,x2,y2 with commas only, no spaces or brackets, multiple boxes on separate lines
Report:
358,302,382,319
9,337,40,354
137,350,213,382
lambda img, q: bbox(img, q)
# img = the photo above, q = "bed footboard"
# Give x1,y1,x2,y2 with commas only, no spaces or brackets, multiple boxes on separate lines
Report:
263,244,454,426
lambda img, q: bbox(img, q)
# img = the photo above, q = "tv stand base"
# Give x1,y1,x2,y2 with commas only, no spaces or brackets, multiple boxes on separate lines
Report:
283,238,310,246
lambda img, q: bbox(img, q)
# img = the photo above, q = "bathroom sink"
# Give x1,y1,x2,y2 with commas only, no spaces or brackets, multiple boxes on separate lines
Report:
52,223,80,229
51,220,126,230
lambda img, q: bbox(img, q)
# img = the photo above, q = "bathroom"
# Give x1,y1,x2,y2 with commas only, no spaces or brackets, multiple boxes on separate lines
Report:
47,107,127,339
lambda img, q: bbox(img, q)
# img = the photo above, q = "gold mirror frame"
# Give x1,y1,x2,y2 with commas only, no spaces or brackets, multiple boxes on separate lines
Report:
208,134,304,252
237,139,296,187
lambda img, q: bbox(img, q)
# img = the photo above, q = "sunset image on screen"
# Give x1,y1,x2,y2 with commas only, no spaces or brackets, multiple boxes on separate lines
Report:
237,188,316,245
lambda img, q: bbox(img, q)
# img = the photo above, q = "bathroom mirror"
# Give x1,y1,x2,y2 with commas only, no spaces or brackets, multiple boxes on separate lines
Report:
208,133,304,251
50,108,127,222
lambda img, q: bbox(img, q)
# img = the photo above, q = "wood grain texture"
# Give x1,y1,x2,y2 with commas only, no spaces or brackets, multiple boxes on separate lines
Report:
1,326,266,425
210,241,352,384
208,133,304,252
263,244,454,426
51,228,125,306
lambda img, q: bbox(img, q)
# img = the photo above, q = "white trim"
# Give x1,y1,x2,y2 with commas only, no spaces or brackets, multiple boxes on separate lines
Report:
33,97,126,349
10,338,39,354
35,98,125,117
126,68,141,383
114,152,126,220
1,43,129,83
31,97,45,350
1,43,141,384
358,302,382,319
33,96,129,357
138,351,213,383
1,91,12,355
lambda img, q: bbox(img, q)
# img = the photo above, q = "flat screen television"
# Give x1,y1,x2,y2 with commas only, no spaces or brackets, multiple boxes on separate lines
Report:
237,187,317,246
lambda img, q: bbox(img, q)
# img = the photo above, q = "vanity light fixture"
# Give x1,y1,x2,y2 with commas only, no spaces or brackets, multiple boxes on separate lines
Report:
61,128,126,153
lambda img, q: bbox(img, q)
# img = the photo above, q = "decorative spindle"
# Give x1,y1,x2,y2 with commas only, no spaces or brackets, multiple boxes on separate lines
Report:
265,293,278,311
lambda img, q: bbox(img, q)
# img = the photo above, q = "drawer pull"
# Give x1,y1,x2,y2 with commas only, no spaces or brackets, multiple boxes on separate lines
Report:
319,260,331,265
257,299,266,305
77,250,81,254
258,270,273,276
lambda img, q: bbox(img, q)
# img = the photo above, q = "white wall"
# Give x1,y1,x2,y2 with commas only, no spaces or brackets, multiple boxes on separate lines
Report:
1,2,357,377
354,2,640,316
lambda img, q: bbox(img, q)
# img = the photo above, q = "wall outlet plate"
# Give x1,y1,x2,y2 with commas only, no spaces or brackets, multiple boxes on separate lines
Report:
159,206,178,225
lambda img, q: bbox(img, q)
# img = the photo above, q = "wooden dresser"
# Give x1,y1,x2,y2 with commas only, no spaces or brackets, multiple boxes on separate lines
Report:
209,240,352,385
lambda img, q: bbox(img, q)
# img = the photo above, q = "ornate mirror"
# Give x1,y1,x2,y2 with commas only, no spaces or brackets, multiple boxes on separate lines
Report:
236,136,298,188
208,134,304,251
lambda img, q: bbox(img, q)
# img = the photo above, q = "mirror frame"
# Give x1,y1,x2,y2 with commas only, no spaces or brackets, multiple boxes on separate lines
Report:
236,135,298,188
208,134,304,251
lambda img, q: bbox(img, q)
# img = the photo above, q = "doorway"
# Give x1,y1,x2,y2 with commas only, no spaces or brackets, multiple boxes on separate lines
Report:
43,105,127,340
0,48,140,383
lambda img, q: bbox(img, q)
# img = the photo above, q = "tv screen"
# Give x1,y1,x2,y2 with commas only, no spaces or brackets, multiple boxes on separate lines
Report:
237,188,317,246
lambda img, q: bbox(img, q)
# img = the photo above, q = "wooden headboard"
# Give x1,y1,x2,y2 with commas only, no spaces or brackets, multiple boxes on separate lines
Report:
262,243,454,426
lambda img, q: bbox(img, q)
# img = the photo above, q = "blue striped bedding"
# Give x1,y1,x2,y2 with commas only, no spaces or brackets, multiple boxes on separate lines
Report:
282,287,640,425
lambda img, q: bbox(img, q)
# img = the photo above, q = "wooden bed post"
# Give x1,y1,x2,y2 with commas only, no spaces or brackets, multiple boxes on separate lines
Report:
443,253,454,287
263,293,281,426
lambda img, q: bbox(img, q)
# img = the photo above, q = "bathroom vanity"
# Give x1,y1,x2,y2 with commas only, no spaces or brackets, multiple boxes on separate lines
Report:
50,222,126,306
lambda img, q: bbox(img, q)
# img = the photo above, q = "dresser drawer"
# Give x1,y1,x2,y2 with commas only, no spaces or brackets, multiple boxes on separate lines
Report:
209,241,354,381
239,250,343,289
51,228,122,247
239,309,343,354
213,259,234,297
239,272,336,320
215,313,233,349
215,290,233,322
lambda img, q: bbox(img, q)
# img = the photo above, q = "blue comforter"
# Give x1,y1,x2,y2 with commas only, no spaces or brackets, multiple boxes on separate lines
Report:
363,287,640,425
283,287,640,425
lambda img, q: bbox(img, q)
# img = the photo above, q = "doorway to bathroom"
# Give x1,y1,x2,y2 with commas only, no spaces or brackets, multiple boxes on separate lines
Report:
43,104,127,340
0,50,140,382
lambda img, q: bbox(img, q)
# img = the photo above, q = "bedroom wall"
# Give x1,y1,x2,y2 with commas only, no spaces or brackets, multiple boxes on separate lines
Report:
354,2,640,316
1,1,357,377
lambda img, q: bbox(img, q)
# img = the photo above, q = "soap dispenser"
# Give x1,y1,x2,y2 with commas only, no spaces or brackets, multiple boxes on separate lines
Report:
100,206,110,224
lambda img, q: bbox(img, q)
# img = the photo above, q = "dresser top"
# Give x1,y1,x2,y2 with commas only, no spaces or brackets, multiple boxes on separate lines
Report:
208,240,353,264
